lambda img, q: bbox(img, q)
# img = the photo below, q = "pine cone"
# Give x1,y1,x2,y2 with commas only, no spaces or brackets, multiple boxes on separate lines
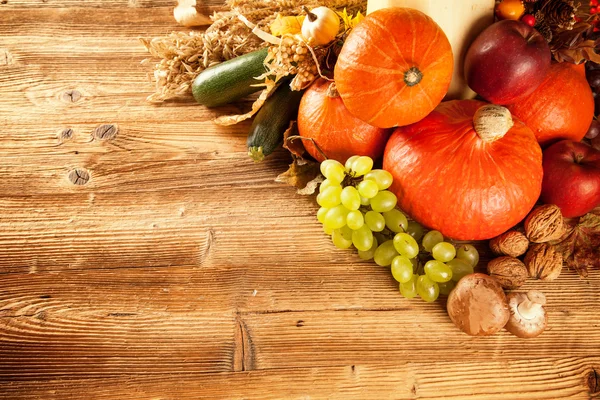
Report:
535,21,553,42
540,0,578,30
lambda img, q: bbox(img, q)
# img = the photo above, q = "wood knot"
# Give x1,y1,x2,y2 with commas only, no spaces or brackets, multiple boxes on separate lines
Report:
296,320,305,327
93,124,118,141
61,90,82,103
60,128,74,141
587,368,599,394
0,1,7,5
68,169,90,185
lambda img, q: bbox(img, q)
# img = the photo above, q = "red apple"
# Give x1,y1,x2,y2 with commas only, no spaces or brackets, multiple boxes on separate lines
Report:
464,20,551,105
541,140,600,218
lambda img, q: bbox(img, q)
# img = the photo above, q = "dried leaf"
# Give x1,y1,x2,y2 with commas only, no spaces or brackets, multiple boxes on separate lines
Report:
553,40,600,64
275,158,322,195
213,78,277,126
282,123,306,158
549,209,600,277
270,14,305,36
337,8,364,31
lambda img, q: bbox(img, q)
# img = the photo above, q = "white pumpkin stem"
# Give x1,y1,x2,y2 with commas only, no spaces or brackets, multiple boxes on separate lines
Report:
473,105,514,143
302,6,318,22
326,82,339,98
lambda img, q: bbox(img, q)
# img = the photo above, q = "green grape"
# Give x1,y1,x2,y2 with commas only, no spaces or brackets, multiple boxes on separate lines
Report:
318,185,342,208
447,258,474,282
321,160,345,184
351,156,373,176
399,275,418,298
323,205,348,230
357,179,379,199
373,240,398,267
370,190,397,212
456,244,480,268
352,225,374,252
364,169,393,190
391,255,413,283
411,257,419,273
340,186,361,211
383,209,408,233
364,211,385,232
323,224,334,235
406,221,425,242
422,230,444,252
424,260,453,283
319,179,337,193
392,233,419,259
332,228,353,249
340,225,353,240
344,155,359,171
417,275,440,302
432,241,456,262
346,210,364,230
317,207,329,224
360,196,371,206
358,237,378,260
438,280,456,296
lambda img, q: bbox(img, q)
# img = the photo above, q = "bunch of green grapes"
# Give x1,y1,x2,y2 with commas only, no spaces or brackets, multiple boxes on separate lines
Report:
316,155,480,303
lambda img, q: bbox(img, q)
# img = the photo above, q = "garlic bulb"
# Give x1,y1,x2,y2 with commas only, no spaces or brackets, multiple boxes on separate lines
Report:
301,6,340,46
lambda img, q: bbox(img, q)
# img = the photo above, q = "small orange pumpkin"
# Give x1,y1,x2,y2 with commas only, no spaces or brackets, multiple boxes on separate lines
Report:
334,7,454,129
297,78,390,163
507,62,594,147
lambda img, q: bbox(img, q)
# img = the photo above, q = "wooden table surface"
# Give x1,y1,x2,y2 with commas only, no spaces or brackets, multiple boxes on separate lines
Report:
1,1,599,399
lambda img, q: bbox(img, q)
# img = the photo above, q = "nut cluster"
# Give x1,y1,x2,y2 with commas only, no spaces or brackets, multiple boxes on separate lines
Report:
487,204,566,288
267,36,319,91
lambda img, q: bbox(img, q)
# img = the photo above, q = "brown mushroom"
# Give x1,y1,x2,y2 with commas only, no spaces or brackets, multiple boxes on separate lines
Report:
446,273,510,336
505,290,547,338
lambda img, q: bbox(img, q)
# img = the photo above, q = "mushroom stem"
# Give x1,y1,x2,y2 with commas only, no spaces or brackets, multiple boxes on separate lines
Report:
517,290,547,320
473,105,514,143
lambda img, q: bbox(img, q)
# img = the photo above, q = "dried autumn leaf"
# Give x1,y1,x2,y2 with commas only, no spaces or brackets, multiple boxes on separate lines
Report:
270,14,305,37
553,40,600,64
275,158,322,195
337,8,364,31
213,78,277,126
549,209,600,277
282,122,306,159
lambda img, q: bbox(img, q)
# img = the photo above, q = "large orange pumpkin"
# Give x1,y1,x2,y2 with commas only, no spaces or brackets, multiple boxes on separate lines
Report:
334,7,454,129
297,78,390,163
507,62,594,147
383,100,543,240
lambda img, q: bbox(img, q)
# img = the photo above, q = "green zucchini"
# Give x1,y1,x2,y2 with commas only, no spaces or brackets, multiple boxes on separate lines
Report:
192,48,269,107
247,81,304,162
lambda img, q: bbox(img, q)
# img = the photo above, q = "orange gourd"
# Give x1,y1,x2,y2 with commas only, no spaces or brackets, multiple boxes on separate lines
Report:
297,78,390,163
383,100,543,240
507,62,594,147
334,7,454,129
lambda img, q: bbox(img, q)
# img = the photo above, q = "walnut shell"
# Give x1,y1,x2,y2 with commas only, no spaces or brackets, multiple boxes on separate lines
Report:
524,243,563,281
489,230,529,257
487,256,529,289
524,204,565,243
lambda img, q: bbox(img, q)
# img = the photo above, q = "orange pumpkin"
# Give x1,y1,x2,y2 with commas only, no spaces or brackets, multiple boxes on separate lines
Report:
297,78,390,163
334,7,454,129
383,100,543,240
507,62,594,147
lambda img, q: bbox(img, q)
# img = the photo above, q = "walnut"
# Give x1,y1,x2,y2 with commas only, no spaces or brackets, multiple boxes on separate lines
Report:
524,204,565,243
487,256,529,289
524,243,563,281
489,230,529,257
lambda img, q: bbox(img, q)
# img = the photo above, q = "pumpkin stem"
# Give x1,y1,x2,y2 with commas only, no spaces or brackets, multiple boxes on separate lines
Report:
303,6,317,22
403,67,423,87
326,82,339,98
473,105,514,143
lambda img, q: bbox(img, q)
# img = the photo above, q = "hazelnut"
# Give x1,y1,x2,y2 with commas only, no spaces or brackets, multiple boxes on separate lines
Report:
487,256,529,289
489,230,529,257
524,204,565,243
524,243,563,281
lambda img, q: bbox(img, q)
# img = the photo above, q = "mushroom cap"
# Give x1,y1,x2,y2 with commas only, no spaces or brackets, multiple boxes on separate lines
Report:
447,273,510,336
505,291,547,338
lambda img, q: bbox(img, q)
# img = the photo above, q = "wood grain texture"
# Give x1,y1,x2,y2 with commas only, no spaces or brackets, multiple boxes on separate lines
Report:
1,1,599,399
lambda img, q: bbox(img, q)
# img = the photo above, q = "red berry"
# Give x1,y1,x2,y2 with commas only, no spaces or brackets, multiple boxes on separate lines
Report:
521,14,536,26
592,6,598,13
591,0,599,6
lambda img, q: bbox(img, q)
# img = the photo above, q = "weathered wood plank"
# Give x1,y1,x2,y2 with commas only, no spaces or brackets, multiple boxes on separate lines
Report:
0,358,597,399
1,0,223,10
